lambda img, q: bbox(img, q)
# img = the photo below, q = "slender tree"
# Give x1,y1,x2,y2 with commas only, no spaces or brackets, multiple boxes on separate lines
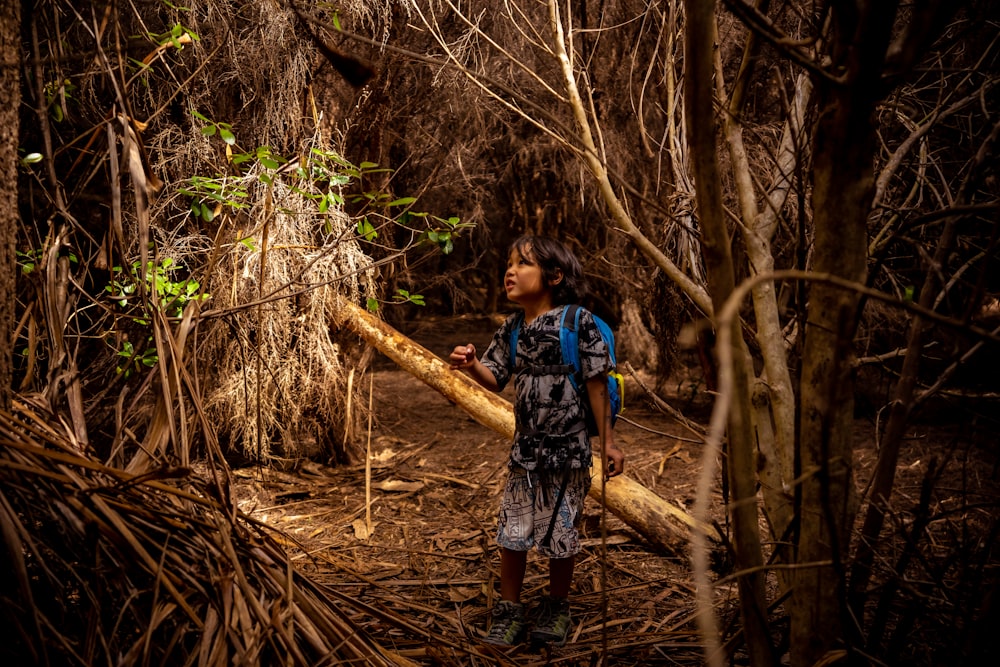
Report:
0,0,19,410
683,1,772,665
791,3,897,660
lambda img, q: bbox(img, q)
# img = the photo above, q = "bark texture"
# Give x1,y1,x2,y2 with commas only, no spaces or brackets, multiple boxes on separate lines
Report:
793,3,900,663
0,0,19,409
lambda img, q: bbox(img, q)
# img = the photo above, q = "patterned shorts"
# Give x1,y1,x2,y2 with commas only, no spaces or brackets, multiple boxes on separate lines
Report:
495,465,592,558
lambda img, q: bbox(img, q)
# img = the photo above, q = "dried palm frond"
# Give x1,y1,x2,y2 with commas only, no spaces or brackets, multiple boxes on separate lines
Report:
196,158,378,463
0,402,413,667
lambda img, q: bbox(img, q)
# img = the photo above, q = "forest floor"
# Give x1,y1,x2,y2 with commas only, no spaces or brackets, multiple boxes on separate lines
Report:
231,315,998,666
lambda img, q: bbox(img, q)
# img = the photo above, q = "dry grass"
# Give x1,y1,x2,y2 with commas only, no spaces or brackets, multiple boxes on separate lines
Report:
0,400,415,666
60,0,390,464
197,159,377,462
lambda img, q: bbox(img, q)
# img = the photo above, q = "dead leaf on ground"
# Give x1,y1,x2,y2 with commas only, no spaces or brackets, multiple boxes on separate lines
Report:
352,518,378,540
375,479,425,493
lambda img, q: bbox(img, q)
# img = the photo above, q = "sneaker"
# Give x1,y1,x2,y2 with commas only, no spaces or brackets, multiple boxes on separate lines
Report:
483,600,526,646
530,595,572,646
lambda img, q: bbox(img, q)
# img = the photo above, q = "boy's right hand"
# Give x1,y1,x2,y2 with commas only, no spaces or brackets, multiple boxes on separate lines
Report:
448,344,477,370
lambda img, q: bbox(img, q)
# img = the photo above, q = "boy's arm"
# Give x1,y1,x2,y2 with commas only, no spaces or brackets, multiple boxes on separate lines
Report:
585,376,624,478
448,344,500,392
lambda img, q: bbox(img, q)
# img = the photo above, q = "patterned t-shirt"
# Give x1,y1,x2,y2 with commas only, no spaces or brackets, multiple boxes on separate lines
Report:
480,305,613,471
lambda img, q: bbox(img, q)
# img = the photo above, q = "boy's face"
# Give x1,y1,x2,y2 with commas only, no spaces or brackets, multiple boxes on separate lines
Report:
504,245,561,305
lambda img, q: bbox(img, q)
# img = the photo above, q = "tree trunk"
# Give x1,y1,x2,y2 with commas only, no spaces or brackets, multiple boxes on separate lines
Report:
792,4,900,663
0,0,20,410
723,46,813,596
684,3,773,666
329,296,719,553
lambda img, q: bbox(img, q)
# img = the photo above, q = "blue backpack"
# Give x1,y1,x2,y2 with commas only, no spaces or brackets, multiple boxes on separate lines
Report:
509,304,623,436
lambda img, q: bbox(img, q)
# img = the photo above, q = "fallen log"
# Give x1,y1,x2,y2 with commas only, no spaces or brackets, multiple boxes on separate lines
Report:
331,297,719,551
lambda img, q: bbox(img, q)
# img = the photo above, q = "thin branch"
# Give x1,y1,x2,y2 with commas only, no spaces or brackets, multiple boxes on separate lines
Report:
721,0,843,84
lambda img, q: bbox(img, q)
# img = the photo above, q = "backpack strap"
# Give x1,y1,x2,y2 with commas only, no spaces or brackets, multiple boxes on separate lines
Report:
559,304,583,390
525,364,575,375
511,307,587,380
508,313,524,370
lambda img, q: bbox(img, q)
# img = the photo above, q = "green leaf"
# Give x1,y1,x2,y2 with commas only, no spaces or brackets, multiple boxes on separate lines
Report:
219,127,236,145
386,196,416,207
260,156,279,170
394,289,425,306
366,298,379,312
356,218,377,241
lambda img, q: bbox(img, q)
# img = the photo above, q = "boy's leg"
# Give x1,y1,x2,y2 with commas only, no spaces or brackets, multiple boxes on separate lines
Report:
548,555,574,598
500,547,528,602
485,548,529,646
532,562,574,646
531,467,591,646
496,466,535,602
488,463,535,647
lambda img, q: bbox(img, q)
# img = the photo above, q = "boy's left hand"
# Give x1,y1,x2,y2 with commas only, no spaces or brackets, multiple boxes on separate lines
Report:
604,443,624,479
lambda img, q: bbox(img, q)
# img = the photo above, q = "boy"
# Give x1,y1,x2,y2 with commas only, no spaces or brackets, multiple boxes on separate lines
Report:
449,235,624,647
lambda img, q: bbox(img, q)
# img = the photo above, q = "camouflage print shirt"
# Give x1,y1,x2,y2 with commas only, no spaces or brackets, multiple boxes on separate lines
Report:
480,305,613,471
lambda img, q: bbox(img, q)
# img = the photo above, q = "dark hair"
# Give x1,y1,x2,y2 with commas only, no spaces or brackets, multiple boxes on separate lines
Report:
510,235,587,305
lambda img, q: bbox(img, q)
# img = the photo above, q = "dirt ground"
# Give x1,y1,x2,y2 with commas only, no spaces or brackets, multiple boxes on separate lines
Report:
232,315,999,666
